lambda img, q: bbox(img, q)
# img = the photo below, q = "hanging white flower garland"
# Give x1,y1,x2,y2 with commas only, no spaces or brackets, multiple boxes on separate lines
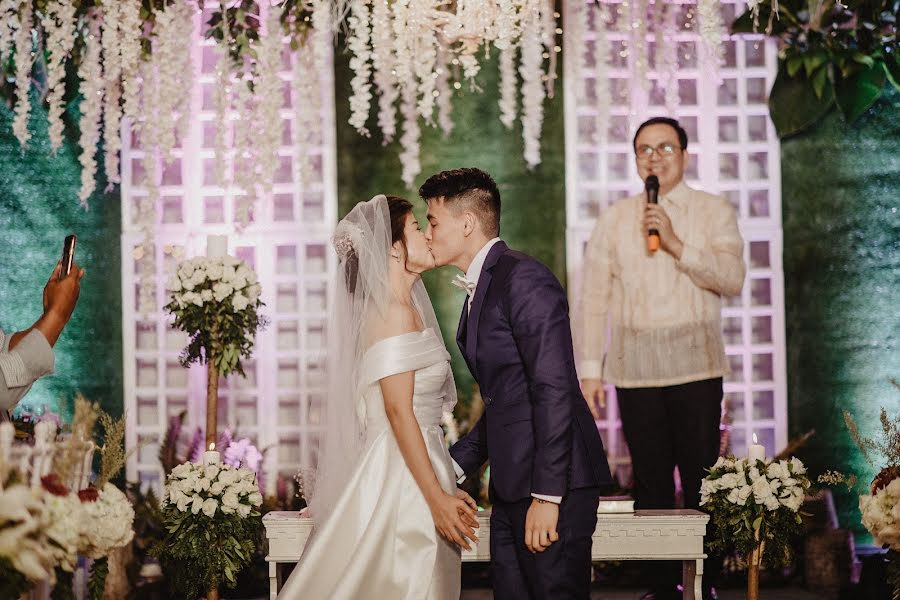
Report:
42,0,77,155
293,44,320,188
119,0,143,122
76,18,104,207
101,0,122,185
0,0,18,64
370,0,397,143
519,0,546,169
697,0,726,68
347,0,372,135
12,0,33,149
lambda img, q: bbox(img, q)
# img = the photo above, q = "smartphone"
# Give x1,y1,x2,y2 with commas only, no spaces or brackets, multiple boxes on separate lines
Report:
59,234,77,280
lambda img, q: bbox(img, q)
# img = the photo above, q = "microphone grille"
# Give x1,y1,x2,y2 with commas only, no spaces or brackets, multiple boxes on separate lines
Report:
645,175,659,191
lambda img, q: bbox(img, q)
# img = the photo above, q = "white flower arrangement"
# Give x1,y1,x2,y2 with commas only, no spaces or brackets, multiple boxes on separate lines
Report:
41,490,82,572
167,256,261,312
370,0,398,143
860,477,900,550
701,456,809,513
0,0,19,65
519,1,545,169
118,0,143,121
101,0,123,185
0,483,59,585
77,483,135,560
697,0,726,67
165,461,263,519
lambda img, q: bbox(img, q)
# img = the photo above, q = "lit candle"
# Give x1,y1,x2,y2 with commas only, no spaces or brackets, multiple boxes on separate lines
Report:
203,442,221,467
748,433,766,464
206,234,228,258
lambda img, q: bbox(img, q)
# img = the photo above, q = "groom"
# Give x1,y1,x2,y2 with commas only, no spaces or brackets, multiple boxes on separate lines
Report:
421,168,612,599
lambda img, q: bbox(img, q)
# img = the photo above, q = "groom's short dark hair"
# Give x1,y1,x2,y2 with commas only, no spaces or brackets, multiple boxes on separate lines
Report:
419,168,501,237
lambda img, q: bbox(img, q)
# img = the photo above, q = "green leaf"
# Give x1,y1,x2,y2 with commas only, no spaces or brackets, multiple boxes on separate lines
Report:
803,51,829,78
834,61,886,123
851,52,875,68
787,55,804,77
768,63,835,138
883,54,900,91
812,66,828,99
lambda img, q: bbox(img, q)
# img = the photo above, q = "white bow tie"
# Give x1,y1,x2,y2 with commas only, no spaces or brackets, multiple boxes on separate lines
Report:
451,274,477,296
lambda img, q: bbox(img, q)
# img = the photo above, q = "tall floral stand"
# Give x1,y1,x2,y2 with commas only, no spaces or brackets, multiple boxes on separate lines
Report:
747,526,765,600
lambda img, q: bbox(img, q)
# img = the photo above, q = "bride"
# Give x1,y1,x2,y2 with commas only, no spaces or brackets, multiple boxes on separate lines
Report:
278,195,479,599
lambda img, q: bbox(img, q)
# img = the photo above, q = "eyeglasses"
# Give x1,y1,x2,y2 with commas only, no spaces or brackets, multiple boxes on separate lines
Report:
636,142,681,159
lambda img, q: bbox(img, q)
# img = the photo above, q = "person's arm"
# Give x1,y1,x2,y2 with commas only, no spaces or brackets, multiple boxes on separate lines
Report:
449,413,488,479
674,200,745,296
375,305,478,550
579,212,614,415
10,261,85,349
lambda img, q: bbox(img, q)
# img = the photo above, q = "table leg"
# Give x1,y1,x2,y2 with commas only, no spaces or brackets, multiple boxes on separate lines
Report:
682,558,703,600
269,562,278,600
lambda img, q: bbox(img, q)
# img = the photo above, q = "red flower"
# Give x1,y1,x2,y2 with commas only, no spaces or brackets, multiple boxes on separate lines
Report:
41,474,70,497
871,465,900,494
78,487,100,503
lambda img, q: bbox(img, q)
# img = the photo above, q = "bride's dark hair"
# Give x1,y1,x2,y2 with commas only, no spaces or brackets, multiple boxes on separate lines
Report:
342,195,413,294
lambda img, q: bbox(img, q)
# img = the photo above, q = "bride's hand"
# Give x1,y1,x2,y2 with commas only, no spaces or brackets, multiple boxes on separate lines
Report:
428,491,479,550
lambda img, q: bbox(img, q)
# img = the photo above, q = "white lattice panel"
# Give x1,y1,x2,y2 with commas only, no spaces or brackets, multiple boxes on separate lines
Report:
564,0,787,480
122,12,337,496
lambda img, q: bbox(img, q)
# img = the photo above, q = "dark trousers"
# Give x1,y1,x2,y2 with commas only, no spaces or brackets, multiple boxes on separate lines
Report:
617,377,723,594
489,488,599,600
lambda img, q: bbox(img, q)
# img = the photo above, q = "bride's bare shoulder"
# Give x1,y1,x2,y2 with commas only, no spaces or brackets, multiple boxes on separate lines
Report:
369,302,421,341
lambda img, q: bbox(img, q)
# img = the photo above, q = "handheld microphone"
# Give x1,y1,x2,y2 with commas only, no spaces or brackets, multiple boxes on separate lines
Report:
645,175,660,253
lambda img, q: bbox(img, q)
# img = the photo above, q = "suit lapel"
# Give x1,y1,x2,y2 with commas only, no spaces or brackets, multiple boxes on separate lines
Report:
465,241,508,376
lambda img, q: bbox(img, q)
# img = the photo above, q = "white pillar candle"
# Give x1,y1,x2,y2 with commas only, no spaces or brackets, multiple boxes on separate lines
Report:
206,234,228,258
748,432,766,464
203,442,221,467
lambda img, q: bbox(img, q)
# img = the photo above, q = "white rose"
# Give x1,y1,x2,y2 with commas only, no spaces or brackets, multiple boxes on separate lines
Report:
248,491,263,507
168,276,182,292
176,494,191,512
179,263,195,278
224,256,240,268
191,495,204,514
237,503,251,518
190,270,206,287
789,456,807,475
218,468,238,485
196,477,211,492
887,478,900,496
213,282,234,302
221,266,236,283
222,492,240,509
182,277,196,291
247,284,261,302
171,463,193,478
206,263,224,281
210,481,226,496
232,293,249,311
201,289,214,302
232,276,248,290
201,498,219,518
205,465,220,480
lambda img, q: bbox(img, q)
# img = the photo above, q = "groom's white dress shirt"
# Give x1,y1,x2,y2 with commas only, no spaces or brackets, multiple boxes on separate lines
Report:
452,238,562,504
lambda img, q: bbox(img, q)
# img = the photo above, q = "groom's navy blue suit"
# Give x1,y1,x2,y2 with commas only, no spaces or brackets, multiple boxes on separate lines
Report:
450,241,612,600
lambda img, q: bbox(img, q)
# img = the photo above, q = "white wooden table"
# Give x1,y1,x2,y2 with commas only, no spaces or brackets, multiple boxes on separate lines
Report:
263,508,709,600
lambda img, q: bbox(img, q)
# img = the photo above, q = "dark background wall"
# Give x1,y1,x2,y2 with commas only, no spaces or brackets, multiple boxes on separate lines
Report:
781,86,900,536
0,95,123,420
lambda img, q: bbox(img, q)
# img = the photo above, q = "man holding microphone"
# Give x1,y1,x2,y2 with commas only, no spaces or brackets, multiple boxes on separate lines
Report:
579,117,745,600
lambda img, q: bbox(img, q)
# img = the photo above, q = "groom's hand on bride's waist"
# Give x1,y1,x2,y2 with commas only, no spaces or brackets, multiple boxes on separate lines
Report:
525,498,560,553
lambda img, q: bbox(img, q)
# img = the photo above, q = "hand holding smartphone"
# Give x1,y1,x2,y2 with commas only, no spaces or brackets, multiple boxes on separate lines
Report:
59,234,77,280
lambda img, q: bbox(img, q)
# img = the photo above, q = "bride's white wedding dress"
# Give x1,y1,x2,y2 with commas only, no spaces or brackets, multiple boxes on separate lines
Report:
278,328,461,599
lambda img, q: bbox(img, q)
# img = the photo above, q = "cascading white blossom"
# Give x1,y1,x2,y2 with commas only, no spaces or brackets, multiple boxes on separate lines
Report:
391,0,422,187
0,0,19,64
697,0,726,67
212,28,232,190
12,0,33,149
397,86,421,188
634,0,650,92
347,0,373,135
41,0,77,155
658,2,680,114
435,48,454,136
101,0,123,184
136,58,160,316
252,7,284,216
311,0,332,69
498,46,518,129
292,44,320,187
591,3,611,143
232,78,257,229
76,19,104,207
519,0,545,169
410,0,439,123
539,0,557,98
119,0,143,121
153,1,195,162
370,0,397,143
